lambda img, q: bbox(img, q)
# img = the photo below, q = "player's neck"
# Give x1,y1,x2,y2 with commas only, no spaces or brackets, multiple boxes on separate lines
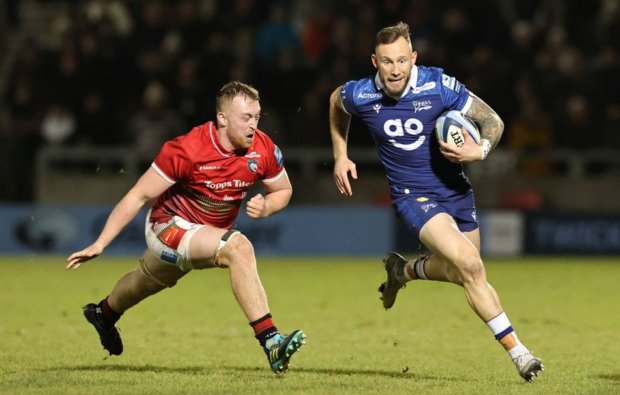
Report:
216,127,235,152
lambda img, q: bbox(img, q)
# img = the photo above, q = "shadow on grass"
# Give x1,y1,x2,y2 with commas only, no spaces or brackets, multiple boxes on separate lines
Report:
40,364,467,381
598,374,620,382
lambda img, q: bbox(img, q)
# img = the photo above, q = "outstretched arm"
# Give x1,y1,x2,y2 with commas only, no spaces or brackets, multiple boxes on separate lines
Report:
66,167,172,269
329,86,357,195
246,170,293,219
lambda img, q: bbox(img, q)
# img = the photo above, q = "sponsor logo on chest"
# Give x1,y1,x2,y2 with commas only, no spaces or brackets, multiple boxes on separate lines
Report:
198,165,221,170
205,179,253,189
358,92,382,99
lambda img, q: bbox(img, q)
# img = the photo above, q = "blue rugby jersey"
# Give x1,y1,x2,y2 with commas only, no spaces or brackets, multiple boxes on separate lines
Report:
341,65,474,198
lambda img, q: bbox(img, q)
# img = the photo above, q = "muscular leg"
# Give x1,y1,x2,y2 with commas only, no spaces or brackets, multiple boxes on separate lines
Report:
107,250,188,313
416,213,543,380
188,226,307,369
419,213,501,321
213,234,270,322
189,227,269,322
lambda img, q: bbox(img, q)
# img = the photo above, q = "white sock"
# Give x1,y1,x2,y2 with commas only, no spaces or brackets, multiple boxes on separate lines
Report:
486,312,513,339
403,256,428,280
487,312,530,358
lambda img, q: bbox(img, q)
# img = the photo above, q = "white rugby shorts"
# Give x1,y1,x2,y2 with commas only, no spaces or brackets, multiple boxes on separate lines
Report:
144,210,203,272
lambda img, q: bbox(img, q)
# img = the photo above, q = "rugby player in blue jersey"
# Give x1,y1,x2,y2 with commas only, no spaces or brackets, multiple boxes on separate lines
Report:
328,22,543,382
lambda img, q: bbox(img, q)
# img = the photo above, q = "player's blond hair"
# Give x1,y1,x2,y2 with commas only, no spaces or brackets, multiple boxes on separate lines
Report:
375,21,412,50
216,81,260,112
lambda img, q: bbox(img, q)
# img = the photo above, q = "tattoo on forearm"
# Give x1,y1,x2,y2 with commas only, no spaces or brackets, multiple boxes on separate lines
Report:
466,96,504,148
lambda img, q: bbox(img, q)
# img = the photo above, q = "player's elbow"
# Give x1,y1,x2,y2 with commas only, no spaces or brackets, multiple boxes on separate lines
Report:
495,114,505,135
279,187,293,209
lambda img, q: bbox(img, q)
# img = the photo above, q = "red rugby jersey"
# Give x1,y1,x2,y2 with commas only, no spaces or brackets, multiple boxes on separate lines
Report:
149,121,285,229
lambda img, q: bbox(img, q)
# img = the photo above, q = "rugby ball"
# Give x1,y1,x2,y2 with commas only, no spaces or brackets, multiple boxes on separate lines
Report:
435,110,480,147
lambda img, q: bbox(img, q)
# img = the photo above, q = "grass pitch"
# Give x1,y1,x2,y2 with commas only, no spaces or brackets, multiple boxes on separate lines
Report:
1,255,619,394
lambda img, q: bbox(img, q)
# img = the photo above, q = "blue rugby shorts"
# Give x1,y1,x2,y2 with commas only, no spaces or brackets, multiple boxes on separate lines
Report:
392,190,479,235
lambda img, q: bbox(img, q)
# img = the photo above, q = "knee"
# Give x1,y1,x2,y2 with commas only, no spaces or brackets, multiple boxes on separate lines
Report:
455,253,486,285
216,233,256,268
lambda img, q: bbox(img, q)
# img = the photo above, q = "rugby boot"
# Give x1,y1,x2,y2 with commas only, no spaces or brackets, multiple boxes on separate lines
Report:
512,352,544,382
83,303,123,356
378,252,409,309
264,330,306,374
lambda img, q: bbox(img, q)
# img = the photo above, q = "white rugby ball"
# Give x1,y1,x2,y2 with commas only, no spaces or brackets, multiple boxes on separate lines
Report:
435,110,480,147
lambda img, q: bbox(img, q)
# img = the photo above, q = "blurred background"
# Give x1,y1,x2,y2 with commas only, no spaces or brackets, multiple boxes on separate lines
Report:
0,0,619,256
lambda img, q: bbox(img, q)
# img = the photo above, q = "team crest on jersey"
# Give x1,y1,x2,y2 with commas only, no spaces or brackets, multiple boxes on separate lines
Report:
421,202,438,213
247,159,258,173
412,100,432,112
274,145,283,167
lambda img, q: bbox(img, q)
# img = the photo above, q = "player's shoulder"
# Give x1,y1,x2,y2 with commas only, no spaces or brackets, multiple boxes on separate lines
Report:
252,129,280,153
159,122,211,160
416,65,446,84
417,64,466,96
342,75,375,92
252,129,274,146
251,129,283,165
342,75,382,105
170,122,210,146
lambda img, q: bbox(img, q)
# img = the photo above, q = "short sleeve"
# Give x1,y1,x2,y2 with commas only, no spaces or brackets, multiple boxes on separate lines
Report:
152,138,192,184
439,72,472,113
262,142,285,182
340,80,359,117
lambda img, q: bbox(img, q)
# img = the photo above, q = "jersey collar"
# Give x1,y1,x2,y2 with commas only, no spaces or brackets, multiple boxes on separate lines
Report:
208,122,252,157
374,64,419,100
208,122,232,157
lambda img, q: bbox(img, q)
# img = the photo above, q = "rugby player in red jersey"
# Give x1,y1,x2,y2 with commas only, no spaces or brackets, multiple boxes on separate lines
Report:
67,81,305,374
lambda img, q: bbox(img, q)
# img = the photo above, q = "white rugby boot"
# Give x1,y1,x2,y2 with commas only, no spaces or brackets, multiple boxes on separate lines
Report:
512,351,544,382
378,252,409,309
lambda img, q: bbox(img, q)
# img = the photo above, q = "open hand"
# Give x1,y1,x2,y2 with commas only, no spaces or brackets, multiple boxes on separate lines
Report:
66,243,104,270
333,157,358,196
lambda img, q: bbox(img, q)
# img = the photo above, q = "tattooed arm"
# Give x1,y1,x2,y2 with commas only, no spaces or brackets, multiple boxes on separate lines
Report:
465,93,504,149
438,93,504,163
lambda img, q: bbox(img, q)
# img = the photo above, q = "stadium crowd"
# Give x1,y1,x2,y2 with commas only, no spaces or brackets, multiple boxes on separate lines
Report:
1,0,619,201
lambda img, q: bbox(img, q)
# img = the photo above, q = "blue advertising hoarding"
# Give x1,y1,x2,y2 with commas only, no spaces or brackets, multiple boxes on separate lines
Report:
0,204,393,256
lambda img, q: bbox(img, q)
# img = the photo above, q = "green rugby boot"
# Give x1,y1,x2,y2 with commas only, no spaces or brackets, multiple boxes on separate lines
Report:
264,330,306,374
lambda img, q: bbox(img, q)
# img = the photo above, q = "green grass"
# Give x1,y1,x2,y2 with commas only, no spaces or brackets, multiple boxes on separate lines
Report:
1,255,619,394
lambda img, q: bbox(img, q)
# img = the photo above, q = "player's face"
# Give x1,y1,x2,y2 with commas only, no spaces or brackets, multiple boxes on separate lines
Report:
372,36,416,97
220,95,261,150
